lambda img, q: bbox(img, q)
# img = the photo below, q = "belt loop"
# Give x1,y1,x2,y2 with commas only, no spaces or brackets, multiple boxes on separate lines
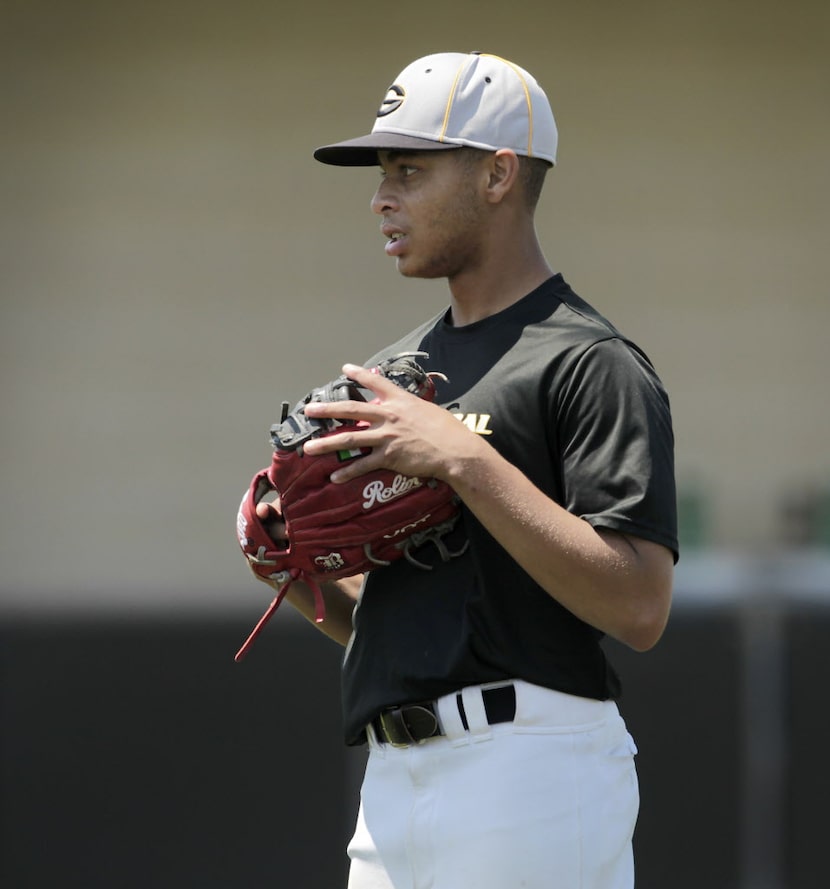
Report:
460,686,492,741
366,721,387,756
435,693,467,743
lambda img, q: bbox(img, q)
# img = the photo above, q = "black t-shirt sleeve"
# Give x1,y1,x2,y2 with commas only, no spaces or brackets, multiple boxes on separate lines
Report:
555,337,679,561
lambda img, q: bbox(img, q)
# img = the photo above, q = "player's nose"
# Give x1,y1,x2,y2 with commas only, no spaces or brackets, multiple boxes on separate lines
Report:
370,178,398,215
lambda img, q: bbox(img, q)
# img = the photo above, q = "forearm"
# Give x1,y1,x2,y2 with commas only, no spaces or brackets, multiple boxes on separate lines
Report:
297,365,673,649
444,438,673,650
282,574,361,646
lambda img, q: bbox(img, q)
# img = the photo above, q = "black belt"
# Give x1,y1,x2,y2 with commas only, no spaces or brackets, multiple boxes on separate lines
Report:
372,684,516,747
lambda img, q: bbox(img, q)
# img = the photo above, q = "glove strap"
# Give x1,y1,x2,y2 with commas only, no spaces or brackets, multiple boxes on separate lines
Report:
234,572,327,662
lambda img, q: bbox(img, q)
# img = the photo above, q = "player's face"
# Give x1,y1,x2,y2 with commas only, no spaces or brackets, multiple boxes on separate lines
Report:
372,150,489,280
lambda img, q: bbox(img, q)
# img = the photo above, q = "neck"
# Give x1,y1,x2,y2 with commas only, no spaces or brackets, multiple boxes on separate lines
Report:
447,232,554,327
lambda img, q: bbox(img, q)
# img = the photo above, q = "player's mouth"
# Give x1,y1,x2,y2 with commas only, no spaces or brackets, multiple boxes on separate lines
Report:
382,225,408,257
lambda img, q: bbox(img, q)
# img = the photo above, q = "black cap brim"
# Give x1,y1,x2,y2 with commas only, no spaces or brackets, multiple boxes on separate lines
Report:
313,132,462,166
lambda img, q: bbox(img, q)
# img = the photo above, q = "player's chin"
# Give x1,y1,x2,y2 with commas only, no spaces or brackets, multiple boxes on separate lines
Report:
395,256,453,279
395,256,419,277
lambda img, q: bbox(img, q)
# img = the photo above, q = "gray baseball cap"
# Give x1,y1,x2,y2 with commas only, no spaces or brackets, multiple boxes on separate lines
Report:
314,52,558,167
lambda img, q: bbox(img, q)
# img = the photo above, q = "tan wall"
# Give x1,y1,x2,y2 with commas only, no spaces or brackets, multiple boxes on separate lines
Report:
2,0,828,609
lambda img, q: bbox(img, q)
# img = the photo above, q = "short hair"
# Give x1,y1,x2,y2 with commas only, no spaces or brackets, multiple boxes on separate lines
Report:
517,155,550,211
456,148,550,211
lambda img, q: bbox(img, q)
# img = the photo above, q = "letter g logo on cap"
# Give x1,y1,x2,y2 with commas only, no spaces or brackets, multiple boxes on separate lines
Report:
377,84,404,117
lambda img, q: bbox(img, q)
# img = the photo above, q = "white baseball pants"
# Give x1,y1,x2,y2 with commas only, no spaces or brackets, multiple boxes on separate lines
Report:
347,680,640,889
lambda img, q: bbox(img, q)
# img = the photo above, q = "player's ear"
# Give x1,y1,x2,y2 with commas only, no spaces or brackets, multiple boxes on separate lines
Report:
484,149,520,204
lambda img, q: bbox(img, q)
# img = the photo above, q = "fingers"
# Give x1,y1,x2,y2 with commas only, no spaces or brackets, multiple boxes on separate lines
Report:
343,362,402,400
296,414,382,480
328,450,382,484
343,362,382,386
304,366,404,426
301,436,376,484
255,501,278,521
255,500,288,546
305,362,407,422
304,398,376,423
299,361,427,482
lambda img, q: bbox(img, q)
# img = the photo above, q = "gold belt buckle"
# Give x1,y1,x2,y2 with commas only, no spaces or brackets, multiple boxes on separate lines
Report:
378,703,439,747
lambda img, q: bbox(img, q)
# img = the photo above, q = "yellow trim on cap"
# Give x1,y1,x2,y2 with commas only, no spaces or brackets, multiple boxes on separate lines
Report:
439,59,470,143
480,53,535,156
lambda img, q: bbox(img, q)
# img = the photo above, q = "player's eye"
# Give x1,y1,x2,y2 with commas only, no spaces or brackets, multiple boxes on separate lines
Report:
378,160,419,179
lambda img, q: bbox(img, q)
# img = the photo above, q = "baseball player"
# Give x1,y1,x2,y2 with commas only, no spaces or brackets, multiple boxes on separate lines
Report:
254,51,678,888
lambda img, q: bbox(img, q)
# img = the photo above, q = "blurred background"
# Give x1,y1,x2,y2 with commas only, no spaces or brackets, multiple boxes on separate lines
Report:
1,0,828,886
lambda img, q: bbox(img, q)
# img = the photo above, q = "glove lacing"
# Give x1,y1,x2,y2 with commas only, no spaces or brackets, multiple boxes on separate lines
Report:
234,569,326,662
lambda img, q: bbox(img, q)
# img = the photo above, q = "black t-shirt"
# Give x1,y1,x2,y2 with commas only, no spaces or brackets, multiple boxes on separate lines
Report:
341,275,678,744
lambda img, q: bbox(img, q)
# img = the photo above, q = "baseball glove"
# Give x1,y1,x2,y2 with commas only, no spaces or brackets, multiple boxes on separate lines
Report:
234,352,466,660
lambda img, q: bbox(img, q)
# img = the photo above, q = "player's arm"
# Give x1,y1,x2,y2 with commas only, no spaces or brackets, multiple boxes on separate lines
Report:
302,364,673,652
267,575,360,646
439,450,673,652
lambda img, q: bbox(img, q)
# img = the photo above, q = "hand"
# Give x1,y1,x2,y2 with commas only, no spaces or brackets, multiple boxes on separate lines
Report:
302,362,483,484
247,497,288,588
254,498,288,547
